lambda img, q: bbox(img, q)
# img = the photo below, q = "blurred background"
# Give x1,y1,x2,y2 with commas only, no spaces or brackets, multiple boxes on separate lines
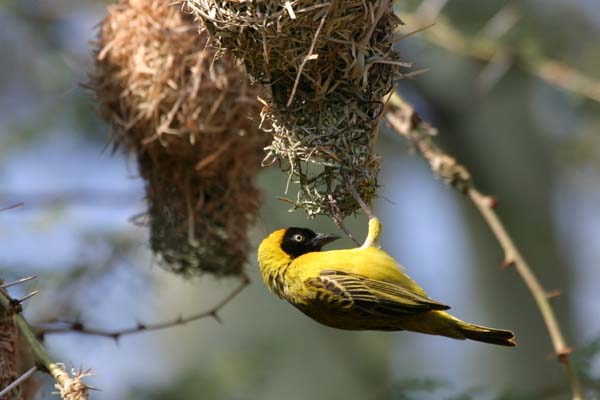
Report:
1,0,599,399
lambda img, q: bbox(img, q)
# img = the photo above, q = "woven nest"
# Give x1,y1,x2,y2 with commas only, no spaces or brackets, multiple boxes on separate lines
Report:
93,0,264,276
186,0,405,217
0,311,22,400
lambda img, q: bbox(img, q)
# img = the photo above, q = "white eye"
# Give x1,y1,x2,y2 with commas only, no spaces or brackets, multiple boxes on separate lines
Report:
293,234,304,242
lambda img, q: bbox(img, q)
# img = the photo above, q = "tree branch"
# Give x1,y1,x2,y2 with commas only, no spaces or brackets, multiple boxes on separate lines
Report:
385,93,584,400
399,12,600,104
0,280,90,400
36,274,250,340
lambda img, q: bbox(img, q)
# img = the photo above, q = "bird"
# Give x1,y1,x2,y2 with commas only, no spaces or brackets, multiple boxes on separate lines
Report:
257,217,516,346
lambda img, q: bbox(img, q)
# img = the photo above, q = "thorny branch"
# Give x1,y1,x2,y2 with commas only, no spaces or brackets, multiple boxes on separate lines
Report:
1,273,250,398
36,274,250,340
0,278,90,400
385,93,584,400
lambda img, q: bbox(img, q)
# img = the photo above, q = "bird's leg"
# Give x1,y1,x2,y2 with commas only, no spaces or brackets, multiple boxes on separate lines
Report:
340,171,381,248
361,217,382,248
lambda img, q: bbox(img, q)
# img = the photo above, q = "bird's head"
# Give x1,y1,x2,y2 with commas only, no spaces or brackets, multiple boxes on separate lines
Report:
258,227,340,273
257,227,339,296
279,227,340,258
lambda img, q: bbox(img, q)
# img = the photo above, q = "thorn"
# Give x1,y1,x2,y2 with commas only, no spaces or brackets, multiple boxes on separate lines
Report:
487,196,498,209
1,275,37,289
0,365,38,397
410,110,423,129
556,347,573,363
546,289,561,300
546,347,573,362
111,333,120,343
136,322,146,330
72,322,84,331
17,290,40,303
402,68,430,79
8,297,23,313
341,170,375,219
501,258,515,269
210,311,222,324
35,361,49,374
0,202,24,213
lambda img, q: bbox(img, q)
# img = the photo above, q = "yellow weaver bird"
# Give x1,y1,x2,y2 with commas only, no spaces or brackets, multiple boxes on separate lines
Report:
258,217,516,346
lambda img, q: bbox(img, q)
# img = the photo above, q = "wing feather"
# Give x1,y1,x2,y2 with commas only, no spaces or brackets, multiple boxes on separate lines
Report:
305,270,449,316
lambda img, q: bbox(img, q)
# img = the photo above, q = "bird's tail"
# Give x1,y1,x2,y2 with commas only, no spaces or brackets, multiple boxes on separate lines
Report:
458,321,516,347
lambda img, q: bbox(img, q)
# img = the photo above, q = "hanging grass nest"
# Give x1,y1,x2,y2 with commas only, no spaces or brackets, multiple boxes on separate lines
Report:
93,0,264,276
186,0,406,217
0,308,22,400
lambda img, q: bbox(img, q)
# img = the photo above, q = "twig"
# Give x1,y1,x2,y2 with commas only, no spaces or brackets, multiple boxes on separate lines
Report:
1,276,37,290
0,202,24,213
327,194,361,246
478,3,521,41
286,5,329,107
37,274,250,340
340,171,375,220
0,365,37,398
385,92,584,400
400,12,600,104
469,188,582,398
1,189,140,209
0,286,90,399
415,0,449,21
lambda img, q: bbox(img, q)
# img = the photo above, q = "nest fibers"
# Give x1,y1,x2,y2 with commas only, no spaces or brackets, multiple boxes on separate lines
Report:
93,0,264,276
186,0,406,217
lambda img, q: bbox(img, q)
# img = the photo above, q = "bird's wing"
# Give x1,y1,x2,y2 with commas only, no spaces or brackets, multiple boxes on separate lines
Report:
305,270,450,316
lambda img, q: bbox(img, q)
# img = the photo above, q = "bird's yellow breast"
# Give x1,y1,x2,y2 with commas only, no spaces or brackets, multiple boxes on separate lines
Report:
257,228,294,297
